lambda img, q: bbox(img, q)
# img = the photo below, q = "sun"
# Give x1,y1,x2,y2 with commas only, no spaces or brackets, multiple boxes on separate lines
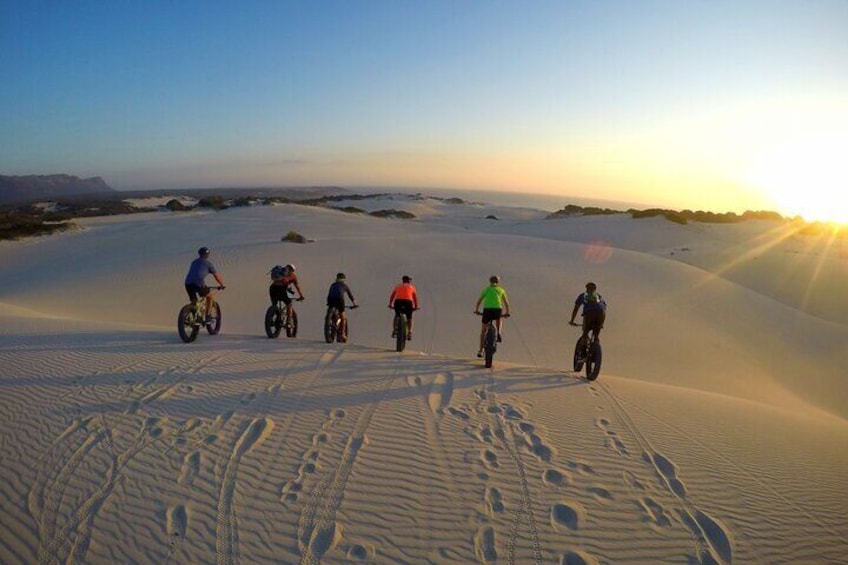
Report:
744,134,848,225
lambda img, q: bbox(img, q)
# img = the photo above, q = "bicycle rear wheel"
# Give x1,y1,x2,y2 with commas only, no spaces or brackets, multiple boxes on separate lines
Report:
178,304,200,343
484,324,497,368
572,337,585,372
585,340,602,381
324,309,337,343
265,305,282,338
206,302,221,335
395,314,407,352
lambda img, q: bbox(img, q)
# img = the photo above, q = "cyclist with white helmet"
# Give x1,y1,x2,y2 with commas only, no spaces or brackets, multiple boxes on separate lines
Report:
270,263,304,327
184,247,225,322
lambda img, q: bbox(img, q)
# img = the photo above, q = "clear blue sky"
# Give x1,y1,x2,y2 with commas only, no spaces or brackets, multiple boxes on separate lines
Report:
3,1,847,220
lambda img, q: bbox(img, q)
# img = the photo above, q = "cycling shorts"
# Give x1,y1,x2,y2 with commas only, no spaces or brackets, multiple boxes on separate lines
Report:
269,284,293,305
186,284,210,303
393,299,415,319
481,308,502,324
326,298,346,313
583,309,605,332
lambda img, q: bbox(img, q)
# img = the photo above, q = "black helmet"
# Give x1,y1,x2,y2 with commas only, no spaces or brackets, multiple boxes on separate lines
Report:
198,246,210,256
336,272,346,280
402,275,412,283
489,275,500,284
586,281,597,290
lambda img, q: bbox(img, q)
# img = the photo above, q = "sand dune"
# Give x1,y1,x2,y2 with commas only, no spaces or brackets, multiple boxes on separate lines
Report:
1,194,846,564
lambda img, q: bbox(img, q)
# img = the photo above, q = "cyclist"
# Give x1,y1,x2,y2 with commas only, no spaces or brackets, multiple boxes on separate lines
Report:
326,273,357,341
270,264,304,327
474,275,510,358
389,275,419,340
184,247,225,323
569,281,607,343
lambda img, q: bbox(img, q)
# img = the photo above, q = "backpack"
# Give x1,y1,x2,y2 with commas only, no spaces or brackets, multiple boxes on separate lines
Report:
270,265,287,281
585,291,602,305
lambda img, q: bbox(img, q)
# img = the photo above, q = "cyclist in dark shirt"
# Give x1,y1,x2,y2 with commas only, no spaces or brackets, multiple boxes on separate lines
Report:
569,281,606,343
326,273,357,340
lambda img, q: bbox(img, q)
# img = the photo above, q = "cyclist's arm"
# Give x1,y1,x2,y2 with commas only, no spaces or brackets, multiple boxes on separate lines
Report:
388,287,397,308
412,289,419,310
213,273,225,287
345,284,357,305
293,280,304,299
474,296,483,313
569,303,580,324
502,294,510,316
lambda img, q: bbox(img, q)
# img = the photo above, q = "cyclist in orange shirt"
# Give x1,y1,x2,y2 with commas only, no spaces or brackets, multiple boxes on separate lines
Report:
388,275,419,340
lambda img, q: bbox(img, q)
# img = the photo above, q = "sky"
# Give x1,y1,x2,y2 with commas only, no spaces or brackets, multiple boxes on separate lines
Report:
2,1,848,222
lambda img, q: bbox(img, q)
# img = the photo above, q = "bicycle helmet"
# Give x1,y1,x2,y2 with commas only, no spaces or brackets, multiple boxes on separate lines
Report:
585,281,597,290
336,272,346,280
198,246,210,256
402,275,412,283
286,264,295,273
489,275,500,284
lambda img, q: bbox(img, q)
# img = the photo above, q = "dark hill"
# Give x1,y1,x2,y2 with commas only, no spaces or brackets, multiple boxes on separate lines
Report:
0,174,116,204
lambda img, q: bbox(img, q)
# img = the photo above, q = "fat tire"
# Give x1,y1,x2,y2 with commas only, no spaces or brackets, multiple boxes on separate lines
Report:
395,315,407,352
572,336,586,372
324,309,336,343
586,340,602,381
286,310,298,338
265,305,282,338
178,304,200,343
484,324,496,368
205,302,222,335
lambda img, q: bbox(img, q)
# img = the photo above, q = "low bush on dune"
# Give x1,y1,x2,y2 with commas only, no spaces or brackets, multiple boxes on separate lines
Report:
281,230,310,243
0,216,75,240
369,209,416,219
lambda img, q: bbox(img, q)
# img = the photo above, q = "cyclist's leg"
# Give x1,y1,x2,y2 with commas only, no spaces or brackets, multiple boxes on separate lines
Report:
281,294,293,322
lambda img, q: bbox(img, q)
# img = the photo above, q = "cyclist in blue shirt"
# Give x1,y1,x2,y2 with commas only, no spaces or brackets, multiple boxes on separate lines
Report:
569,281,606,343
184,247,225,322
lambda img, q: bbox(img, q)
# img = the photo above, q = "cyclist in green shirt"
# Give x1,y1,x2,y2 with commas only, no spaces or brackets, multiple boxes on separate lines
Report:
474,275,511,358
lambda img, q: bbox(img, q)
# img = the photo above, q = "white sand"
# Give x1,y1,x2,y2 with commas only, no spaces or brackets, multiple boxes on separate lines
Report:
1,194,846,564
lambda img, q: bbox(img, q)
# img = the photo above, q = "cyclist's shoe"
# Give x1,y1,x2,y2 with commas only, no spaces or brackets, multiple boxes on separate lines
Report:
205,316,215,325
407,333,412,341
391,331,397,338
477,350,483,358
497,333,502,343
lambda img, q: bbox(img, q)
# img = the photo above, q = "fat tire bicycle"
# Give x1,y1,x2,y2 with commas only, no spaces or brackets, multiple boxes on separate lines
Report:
569,322,602,381
325,305,358,343
178,287,224,343
475,311,509,368
265,297,303,339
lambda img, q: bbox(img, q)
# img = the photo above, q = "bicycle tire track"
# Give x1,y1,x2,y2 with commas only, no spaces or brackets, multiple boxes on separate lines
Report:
215,416,275,565
478,375,543,565
596,380,733,565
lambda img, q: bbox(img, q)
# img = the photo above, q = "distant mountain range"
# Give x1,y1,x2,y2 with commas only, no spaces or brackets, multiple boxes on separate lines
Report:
0,174,116,204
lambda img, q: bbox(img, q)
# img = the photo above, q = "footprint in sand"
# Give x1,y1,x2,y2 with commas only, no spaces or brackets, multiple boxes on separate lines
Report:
639,496,672,527
542,468,571,488
474,525,498,563
481,449,499,470
650,451,687,498
166,504,188,539
561,549,599,565
587,486,614,503
447,406,471,420
345,542,374,561
178,451,201,486
485,486,505,514
551,501,584,531
566,460,595,476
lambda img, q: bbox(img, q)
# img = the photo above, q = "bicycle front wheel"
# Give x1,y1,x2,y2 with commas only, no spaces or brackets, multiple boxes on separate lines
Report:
206,302,222,335
178,304,200,343
286,309,298,338
265,305,282,338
